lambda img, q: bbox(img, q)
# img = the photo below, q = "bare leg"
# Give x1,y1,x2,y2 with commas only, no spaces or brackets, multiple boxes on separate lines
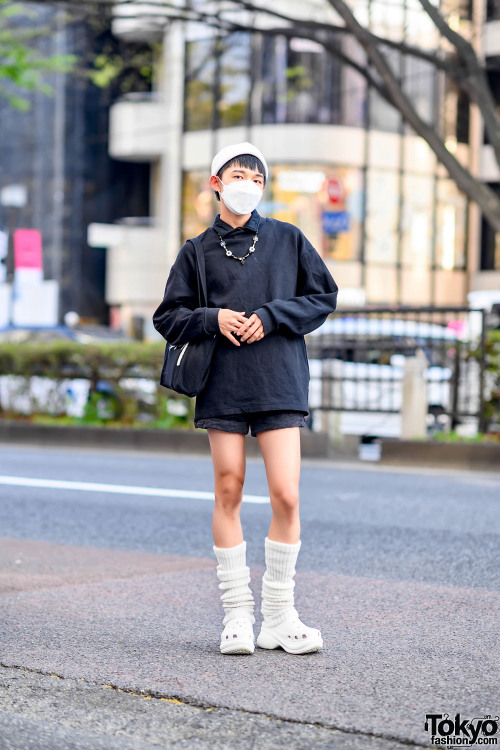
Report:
255,427,322,653
256,426,301,543
208,429,255,653
208,428,247,548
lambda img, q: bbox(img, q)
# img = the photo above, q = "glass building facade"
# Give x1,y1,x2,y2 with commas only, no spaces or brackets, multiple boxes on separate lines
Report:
184,31,366,132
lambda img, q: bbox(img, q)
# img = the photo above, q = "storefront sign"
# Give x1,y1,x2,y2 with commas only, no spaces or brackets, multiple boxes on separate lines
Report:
322,211,349,235
277,170,326,193
326,177,344,205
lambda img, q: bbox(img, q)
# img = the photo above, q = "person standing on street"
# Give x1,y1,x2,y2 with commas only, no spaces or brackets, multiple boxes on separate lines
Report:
153,142,339,655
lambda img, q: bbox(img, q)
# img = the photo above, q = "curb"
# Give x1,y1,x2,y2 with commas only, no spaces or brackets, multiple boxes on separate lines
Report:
0,420,348,459
380,438,500,472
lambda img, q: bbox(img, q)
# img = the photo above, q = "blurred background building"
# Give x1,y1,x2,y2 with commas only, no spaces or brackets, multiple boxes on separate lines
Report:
0,3,150,327
87,0,500,340
2,1,499,337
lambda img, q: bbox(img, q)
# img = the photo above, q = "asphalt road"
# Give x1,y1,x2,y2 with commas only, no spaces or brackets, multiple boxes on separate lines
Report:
0,443,499,750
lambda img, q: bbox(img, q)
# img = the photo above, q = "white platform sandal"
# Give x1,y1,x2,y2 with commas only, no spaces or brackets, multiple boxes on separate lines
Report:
220,616,255,654
213,541,256,655
257,615,323,654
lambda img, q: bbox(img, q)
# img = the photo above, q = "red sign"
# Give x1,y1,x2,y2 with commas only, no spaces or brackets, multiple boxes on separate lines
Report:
326,177,344,205
14,229,43,270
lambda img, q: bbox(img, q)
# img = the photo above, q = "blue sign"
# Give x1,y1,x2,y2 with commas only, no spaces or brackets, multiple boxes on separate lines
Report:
322,211,349,235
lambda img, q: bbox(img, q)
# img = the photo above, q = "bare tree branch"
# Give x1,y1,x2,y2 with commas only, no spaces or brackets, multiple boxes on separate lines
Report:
34,0,500,231
46,0,464,78
324,0,500,232
46,0,397,104
417,0,500,177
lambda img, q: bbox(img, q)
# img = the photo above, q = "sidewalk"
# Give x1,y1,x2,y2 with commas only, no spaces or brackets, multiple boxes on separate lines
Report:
1,537,498,748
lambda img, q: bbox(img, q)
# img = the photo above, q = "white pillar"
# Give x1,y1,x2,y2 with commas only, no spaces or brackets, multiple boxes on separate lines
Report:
157,23,186,270
466,0,485,294
401,349,428,439
320,359,343,442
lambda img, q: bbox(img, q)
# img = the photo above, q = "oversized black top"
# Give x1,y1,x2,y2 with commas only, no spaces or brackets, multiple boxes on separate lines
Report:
152,209,339,420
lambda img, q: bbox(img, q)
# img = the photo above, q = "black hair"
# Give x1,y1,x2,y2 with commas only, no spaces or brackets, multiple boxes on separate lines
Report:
213,153,267,202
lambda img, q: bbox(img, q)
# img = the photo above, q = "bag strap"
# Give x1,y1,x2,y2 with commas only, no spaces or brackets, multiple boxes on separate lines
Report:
188,236,208,308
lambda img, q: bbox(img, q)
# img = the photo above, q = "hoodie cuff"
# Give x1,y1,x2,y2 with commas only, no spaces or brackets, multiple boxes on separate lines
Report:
204,307,221,334
251,307,275,336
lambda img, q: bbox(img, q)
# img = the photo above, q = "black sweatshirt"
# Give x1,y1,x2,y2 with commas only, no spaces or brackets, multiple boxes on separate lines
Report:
152,209,339,420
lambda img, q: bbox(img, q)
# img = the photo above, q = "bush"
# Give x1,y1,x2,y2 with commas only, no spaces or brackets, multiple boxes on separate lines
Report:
0,340,194,429
468,329,500,432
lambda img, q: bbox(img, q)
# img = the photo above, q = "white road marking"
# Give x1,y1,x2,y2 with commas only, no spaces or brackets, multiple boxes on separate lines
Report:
0,475,269,504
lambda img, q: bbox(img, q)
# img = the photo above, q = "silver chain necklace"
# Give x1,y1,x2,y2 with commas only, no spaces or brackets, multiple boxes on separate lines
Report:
215,230,259,265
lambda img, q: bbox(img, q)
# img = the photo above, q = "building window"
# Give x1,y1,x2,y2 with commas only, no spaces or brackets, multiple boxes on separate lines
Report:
368,47,402,133
285,37,340,125
402,55,436,131
484,70,500,144
267,165,363,261
487,0,500,20
260,34,287,124
480,184,500,270
369,0,405,41
338,36,367,128
442,68,470,147
182,169,213,241
181,165,469,287
184,38,215,132
184,31,366,131
448,0,473,21
435,178,467,270
181,163,363,262
401,174,434,269
218,32,251,128
365,169,399,266
258,34,342,126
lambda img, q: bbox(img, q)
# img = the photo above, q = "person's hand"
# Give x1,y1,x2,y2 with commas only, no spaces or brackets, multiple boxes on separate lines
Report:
237,313,264,344
217,308,249,347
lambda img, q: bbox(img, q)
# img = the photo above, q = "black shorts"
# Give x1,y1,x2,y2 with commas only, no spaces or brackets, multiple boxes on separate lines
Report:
194,410,307,438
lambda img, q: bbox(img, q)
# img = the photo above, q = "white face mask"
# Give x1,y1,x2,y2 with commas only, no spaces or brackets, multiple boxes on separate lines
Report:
218,178,264,215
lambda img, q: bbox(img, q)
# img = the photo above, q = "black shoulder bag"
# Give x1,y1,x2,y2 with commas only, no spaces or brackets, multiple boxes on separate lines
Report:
159,236,218,397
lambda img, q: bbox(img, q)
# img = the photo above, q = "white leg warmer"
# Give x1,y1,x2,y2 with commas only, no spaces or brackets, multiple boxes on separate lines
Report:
213,540,255,626
261,536,301,627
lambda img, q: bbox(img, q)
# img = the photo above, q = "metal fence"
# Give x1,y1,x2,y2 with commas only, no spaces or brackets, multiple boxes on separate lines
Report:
305,306,488,436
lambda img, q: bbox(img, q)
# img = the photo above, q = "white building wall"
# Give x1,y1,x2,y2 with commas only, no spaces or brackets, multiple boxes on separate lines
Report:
96,22,186,337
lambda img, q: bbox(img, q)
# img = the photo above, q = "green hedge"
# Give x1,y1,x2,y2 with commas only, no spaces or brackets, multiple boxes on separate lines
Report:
468,330,500,430
0,340,163,383
0,340,195,428
2,333,499,430
484,330,500,428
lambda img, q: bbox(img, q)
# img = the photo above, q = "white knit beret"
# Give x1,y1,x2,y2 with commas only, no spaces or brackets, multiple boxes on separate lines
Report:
210,141,269,181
